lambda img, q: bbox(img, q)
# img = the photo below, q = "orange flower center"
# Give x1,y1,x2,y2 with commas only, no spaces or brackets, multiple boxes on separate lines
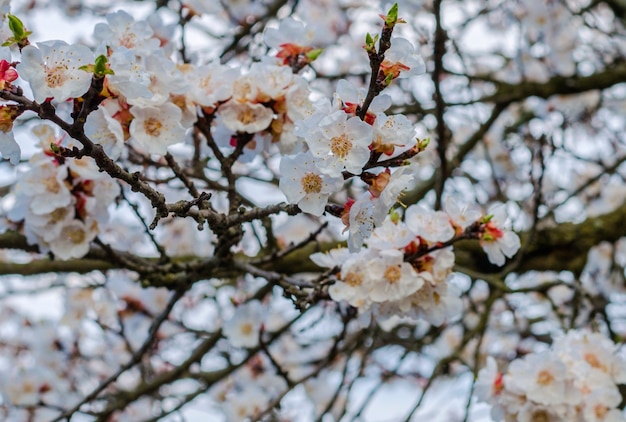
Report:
301,173,323,194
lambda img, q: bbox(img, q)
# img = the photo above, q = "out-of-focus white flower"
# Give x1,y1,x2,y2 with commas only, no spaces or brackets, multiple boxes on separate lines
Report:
9,147,120,260
411,282,462,326
580,389,624,422
303,372,348,420
251,63,294,100
476,330,626,421
264,18,321,67
444,197,482,232
346,194,379,252
370,113,414,155
334,79,391,113
264,18,316,51
375,166,415,216
14,158,72,215
107,47,152,100
505,351,573,406
48,218,98,260
182,0,222,16
285,77,314,122
475,356,504,403
222,384,269,421
219,100,274,134
128,52,189,108
0,131,19,164
146,13,176,54
366,218,415,250
310,247,351,269
329,251,374,308
2,369,41,406
405,204,455,244
223,300,266,348
94,10,159,53
381,37,426,80
516,402,568,422
156,218,215,258
553,330,626,385
187,62,235,109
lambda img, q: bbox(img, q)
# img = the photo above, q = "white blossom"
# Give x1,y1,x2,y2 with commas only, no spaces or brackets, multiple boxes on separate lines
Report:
405,204,455,244
219,100,275,134
94,10,159,53
223,300,266,348
480,205,521,266
279,152,343,216
85,103,125,159
129,102,186,155
18,41,93,103
0,131,19,164
305,110,373,176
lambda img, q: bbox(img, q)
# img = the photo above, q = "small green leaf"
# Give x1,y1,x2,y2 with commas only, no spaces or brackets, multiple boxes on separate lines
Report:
79,55,114,77
305,48,323,61
386,3,399,26
7,14,25,38
4,15,31,47
94,54,114,76
364,32,379,53
417,137,430,150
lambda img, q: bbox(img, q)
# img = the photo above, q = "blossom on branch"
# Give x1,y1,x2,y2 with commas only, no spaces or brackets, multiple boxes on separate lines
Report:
279,152,343,216
477,330,626,422
17,40,93,103
6,127,119,259
380,37,425,82
304,110,373,176
479,205,522,266
129,102,185,155
94,10,159,54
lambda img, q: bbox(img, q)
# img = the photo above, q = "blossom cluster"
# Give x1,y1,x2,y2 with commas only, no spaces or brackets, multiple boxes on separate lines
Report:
312,199,521,326
476,330,626,422
272,17,428,248
278,69,425,227
0,10,326,258
5,125,119,259
6,10,319,164
0,6,446,266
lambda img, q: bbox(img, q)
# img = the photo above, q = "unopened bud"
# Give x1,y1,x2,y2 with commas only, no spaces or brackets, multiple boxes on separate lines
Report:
364,32,379,53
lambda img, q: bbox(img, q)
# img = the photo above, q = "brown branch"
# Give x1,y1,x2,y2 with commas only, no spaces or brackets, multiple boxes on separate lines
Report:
1,201,626,279
477,62,626,105
432,0,448,210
